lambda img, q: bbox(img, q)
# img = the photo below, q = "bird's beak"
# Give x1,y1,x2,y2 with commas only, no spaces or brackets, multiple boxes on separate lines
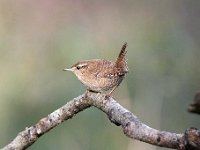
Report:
63,68,73,71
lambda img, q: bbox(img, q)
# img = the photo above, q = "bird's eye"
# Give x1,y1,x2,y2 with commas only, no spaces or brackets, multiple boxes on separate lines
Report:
75,63,88,70
76,65,81,70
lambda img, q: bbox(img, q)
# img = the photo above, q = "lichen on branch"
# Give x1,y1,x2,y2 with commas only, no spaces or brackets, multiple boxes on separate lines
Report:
1,92,200,150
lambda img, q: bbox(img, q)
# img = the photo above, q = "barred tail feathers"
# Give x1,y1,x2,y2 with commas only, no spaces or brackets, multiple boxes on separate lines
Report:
115,42,128,68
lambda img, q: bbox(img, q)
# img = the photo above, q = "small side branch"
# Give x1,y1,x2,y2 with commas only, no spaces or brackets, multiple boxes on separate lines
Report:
188,91,200,115
1,92,200,150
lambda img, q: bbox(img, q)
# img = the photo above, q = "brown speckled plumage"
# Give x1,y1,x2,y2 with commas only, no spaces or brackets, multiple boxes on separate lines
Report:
64,43,128,95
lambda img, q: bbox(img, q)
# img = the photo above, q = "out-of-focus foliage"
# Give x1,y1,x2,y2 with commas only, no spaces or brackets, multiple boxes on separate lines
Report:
0,0,199,150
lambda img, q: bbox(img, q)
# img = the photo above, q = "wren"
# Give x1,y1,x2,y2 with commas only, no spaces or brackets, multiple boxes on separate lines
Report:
64,43,128,95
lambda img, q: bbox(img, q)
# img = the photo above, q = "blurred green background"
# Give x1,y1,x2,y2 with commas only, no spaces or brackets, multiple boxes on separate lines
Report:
0,0,200,150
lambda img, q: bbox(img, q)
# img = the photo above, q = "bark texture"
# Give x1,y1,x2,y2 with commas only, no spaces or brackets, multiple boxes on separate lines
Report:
1,92,200,150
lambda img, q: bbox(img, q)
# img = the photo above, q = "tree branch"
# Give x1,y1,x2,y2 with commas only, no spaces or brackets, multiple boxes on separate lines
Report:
188,91,200,115
1,92,200,150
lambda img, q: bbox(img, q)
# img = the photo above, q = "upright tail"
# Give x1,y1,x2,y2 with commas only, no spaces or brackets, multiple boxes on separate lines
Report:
115,42,128,72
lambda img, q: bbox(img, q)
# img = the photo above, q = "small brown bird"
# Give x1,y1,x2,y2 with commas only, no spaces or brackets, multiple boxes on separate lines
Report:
64,43,128,95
